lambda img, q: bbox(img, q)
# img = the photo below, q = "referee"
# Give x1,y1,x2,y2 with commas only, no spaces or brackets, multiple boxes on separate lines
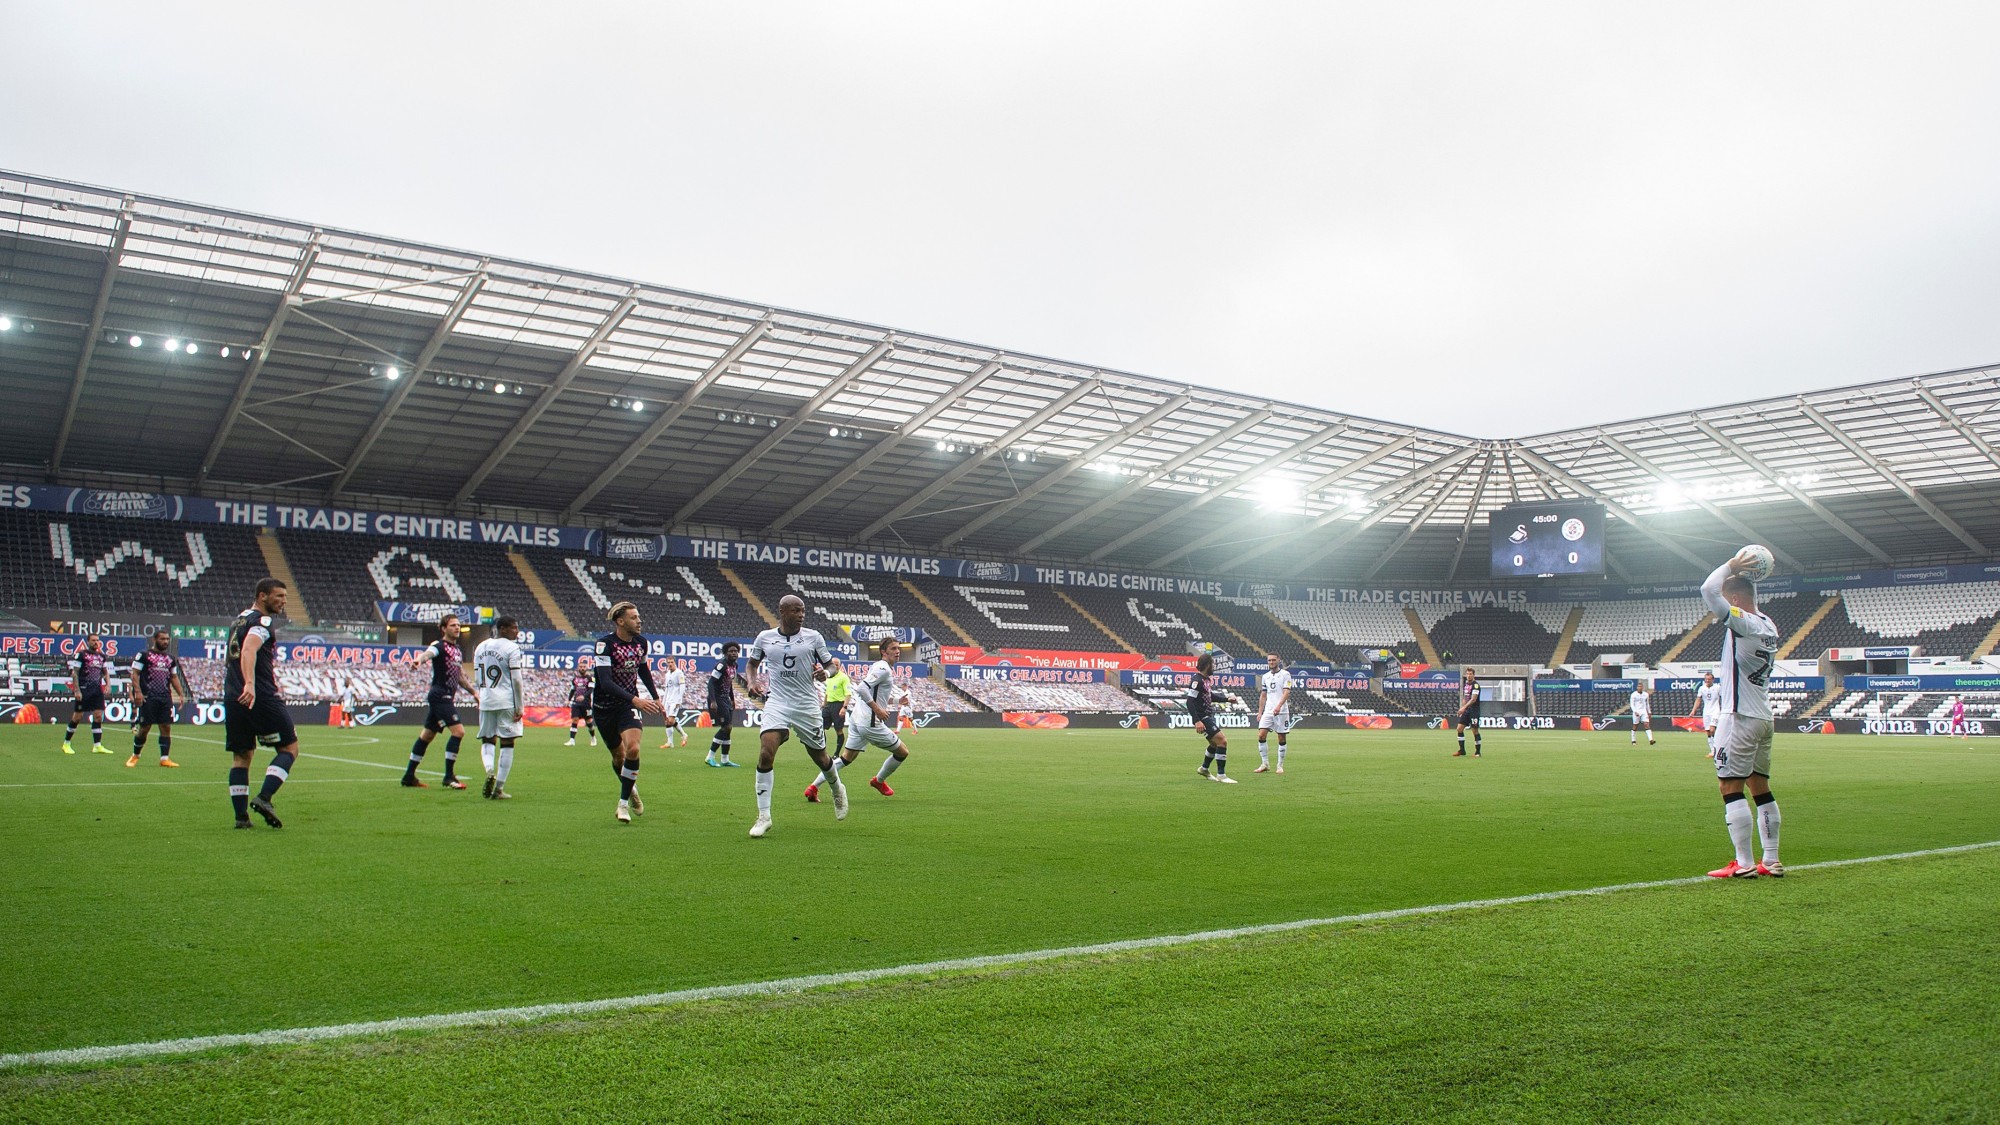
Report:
821,659,851,740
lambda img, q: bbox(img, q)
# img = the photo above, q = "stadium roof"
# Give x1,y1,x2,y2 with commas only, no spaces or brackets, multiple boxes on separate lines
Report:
3,168,1998,586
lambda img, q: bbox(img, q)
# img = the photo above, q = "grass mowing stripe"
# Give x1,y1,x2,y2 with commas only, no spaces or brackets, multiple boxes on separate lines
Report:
10,836,1994,1071
0,778,400,789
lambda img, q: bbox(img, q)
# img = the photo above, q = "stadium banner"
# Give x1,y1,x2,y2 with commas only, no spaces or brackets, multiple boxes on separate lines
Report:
1843,673,2000,691
1384,669,1461,689
1532,679,1639,692
1825,647,1920,660
0,631,149,660
935,646,1195,671
1656,676,1824,692
947,665,1108,684
1225,584,1531,607
1791,716,1999,737
0,481,598,550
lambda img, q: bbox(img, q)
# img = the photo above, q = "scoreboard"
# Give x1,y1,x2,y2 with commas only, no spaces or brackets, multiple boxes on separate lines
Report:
1489,500,1606,577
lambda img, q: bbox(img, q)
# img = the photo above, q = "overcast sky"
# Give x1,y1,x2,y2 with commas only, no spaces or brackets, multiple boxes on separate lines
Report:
8,2,1999,436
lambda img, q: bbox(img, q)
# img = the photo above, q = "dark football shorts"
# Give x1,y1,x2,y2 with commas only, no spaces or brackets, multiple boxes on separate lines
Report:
226,695,297,754
709,705,734,729
1193,715,1220,739
138,698,176,726
821,701,846,729
1458,704,1481,725
424,698,461,733
75,691,105,714
569,702,591,720
595,704,644,737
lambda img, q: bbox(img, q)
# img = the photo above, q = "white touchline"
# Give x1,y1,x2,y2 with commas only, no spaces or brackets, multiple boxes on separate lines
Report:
0,778,399,790
5,838,1995,1070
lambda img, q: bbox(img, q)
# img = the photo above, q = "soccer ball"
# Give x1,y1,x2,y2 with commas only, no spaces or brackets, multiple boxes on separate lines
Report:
1739,544,1776,581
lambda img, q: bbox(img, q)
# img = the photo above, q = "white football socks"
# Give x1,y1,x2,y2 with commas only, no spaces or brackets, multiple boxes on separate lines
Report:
1724,799,1756,868
1276,744,1286,768
496,744,514,785
809,769,828,789
1257,739,1269,765
755,769,773,814
877,754,902,781
1756,798,1781,864
480,741,497,773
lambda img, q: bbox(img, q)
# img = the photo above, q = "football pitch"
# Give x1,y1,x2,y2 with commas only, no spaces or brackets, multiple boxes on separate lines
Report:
3,722,1997,1122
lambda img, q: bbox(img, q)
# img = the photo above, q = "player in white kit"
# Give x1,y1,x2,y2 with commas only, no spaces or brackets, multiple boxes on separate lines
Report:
339,680,358,728
1628,684,1655,745
1254,654,1292,774
472,616,527,800
807,636,911,802
1700,549,1784,878
656,659,689,749
1687,671,1723,759
745,594,844,837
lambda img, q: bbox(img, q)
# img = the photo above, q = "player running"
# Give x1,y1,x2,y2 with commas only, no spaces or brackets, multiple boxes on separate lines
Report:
745,594,843,837
401,614,477,790
657,658,689,749
62,634,112,754
127,631,183,767
473,616,526,800
1700,548,1784,879
1629,683,1656,746
807,640,909,802
704,642,741,767
1253,653,1292,773
564,660,596,746
595,602,664,824
1190,652,1236,782
225,578,299,829
1688,671,1723,759
1452,668,1482,757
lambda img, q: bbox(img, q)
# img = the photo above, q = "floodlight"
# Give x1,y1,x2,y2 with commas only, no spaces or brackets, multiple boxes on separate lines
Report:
164,338,181,351
0,316,12,331
128,335,142,347
631,400,644,412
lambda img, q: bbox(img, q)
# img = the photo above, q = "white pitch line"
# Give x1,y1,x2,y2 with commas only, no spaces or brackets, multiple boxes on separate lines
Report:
5,837,1996,1071
0,778,398,790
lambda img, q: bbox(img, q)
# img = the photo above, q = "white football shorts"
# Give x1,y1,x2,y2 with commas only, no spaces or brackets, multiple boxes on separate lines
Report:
759,702,826,752
1713,714,1773,779
844,714,903,753
1259,709,1292,734
478,708,523,740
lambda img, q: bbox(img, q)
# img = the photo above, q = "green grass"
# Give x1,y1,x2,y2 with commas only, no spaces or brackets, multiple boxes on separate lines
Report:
2,723,1997,1121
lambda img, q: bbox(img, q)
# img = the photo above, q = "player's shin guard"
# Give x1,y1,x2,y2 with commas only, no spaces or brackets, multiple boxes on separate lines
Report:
404,739,427,781
258,750,295,800
158,732,170,758
1211,748,1226,776
1256,738,1268,765
480,740,496,775
1723,792,1755,868
619,758,639,801
133,730,146,755
229,766,250,821
755,768,773,814
65,719,78,742
712,733,732,762
442,735,462,781
1754,791,1781,864
90,716,102,745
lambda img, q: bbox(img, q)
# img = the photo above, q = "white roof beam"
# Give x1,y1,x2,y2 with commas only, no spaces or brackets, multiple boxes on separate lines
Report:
1689,417,1891,564
937,391,1194,549
48,199,135,478
1013,408,1275,555
1084,424,1351,562
1225,444,1484,572
1914,383,2000,473
195,233,324,489
1796,400,1987,555
1507,443,1712,571
1358,454,1480,582
856,379,1101,542
561,318,774,520
1593,431,1806,572
669,337,896,526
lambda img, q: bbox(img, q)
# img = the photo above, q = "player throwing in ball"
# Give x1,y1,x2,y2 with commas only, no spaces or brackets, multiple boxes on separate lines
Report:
745,594,843,837
1701,548,1784,878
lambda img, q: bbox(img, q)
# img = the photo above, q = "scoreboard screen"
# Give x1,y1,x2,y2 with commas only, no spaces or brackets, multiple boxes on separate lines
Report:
1489,500,1606,577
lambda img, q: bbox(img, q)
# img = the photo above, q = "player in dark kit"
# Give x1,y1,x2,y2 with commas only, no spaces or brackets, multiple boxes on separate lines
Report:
704,641,741,767
1452,668,1482,758
225,578,298,828
564,660,596,746
127,630,184,767
402,613,477,790
595,601,663,823
1190,653,1236,783
62,634,113,754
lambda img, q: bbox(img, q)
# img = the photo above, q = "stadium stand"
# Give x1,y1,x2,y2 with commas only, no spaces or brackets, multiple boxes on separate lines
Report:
1565,592,1807,667
1418,604,1571,666
949,679,1150,712
723,561,957,644
908,577,1111,651
1380,687,1462,718
903,676,983,713
525,551,764,639
1299,687,1411,716
1246,598,1416,657
0,511,271,617
1784,582,2000,660
278,531,554,632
